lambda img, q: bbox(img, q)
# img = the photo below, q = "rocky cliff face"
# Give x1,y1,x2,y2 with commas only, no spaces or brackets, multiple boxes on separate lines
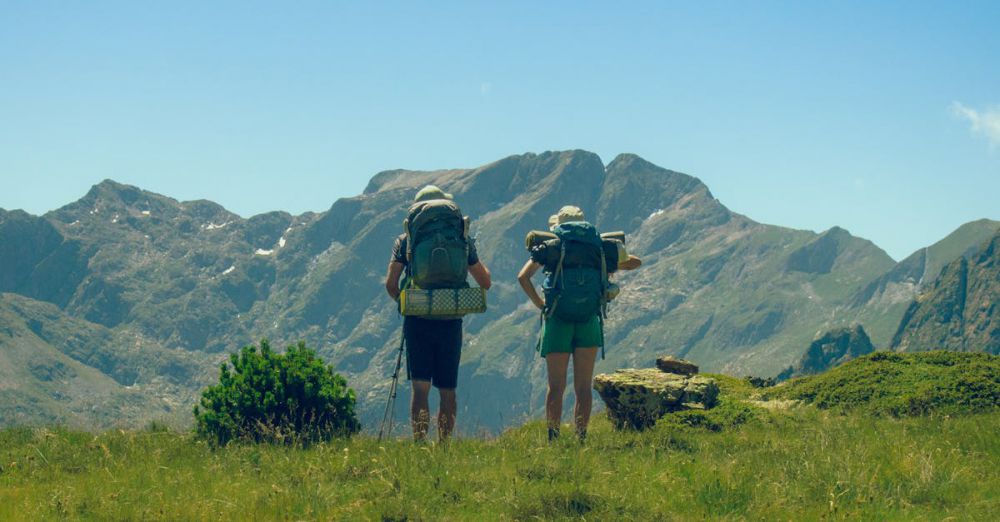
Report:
891,231,1000,354
777,325,875,380
848,219,1000,347
0,150,989,431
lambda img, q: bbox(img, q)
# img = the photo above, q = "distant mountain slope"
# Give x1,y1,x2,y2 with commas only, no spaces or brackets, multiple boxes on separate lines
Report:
849,219,1000,346
891,230,1000,354
0,293,209,428
0,150,994,431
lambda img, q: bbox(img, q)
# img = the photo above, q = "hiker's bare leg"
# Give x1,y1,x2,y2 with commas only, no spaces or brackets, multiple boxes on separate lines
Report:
437,387,457,441
410,380,432,441
545,353,571,432
572,347,599,437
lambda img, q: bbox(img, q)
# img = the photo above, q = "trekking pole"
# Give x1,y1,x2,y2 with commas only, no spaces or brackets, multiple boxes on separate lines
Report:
377,326,406,441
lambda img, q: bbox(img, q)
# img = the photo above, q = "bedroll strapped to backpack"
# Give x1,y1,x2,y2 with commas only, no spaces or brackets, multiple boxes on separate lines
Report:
525,230,626,250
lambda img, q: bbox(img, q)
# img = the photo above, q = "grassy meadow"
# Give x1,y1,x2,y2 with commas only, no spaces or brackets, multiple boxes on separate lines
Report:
2,406,998,520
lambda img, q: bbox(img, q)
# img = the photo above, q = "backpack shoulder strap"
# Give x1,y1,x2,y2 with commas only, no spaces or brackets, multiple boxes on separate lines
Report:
544,241,567,319
403,218,413,266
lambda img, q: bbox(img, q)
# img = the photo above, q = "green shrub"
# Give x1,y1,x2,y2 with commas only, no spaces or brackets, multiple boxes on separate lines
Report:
657,399,761,432
193,340,360,446
775,350,1000,416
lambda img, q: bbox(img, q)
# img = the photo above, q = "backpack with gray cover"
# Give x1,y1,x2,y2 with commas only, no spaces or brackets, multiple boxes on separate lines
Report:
404,199,470,290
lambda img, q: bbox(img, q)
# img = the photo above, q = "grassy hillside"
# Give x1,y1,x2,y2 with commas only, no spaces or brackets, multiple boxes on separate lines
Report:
3,358,999,520
776,351,1000,416
3,414,997,520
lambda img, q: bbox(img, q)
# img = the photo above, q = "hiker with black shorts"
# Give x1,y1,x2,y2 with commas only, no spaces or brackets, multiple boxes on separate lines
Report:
385,185,492,441
517,206,641,441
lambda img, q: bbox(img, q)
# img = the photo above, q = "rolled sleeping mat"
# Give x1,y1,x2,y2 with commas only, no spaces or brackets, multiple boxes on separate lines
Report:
524,230,627,250
524,230,557,250
601,231,626,244
399,287,487,317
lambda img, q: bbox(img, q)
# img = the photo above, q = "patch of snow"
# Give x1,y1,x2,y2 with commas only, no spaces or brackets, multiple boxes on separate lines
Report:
278,236,286,248
284,226,294,234
204,221,231,230
68,220,80,226
648,209,665,219
141,210,151,216
255,248,274,256
111,213,120,224
222,265,236,275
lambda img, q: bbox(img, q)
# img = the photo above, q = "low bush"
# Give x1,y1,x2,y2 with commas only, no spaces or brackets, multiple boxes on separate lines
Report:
775,350,1000,416
657,399,762,432
193,340,360,446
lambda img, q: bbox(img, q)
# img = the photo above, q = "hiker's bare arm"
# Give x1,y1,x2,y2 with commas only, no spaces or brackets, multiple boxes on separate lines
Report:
385,261,404,300
469,261,492,289
517,260,545,310
620,255,642,271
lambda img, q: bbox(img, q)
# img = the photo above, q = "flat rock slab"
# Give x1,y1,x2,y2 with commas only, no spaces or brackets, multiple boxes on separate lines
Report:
594,369,719,430
655,355,698,375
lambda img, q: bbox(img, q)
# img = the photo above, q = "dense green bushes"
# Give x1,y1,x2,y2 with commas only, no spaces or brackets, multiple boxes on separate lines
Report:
775,350,1000,416
193,340,359,445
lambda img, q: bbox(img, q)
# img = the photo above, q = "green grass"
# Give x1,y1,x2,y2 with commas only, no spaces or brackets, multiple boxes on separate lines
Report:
4,355,998,520
774,351,1000,417
2,409,999,520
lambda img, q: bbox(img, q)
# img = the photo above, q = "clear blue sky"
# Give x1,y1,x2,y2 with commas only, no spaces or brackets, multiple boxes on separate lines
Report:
2,1,998,259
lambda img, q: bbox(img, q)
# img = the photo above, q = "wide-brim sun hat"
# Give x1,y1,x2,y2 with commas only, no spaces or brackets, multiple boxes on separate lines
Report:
548,205,585,227
414,185,453,203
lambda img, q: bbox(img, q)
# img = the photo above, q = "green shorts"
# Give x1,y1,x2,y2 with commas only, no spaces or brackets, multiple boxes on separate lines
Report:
540,315,603,357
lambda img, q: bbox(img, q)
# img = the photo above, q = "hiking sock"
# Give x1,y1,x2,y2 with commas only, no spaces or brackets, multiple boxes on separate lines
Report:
547,427,560,442
577,429,587,443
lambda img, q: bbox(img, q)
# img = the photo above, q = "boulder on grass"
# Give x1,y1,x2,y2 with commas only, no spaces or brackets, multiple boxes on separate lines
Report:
593,369,719,430
655,355,699,375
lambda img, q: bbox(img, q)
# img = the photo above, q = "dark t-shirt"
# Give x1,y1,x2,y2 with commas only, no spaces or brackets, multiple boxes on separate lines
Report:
529,239,619,274
390,234,480,266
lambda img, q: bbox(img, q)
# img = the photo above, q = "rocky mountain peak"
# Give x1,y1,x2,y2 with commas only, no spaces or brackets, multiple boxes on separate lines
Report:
777,325,875,380
597,153,719,233
786,225,892,275
891,228,1000,354
85,179,165,207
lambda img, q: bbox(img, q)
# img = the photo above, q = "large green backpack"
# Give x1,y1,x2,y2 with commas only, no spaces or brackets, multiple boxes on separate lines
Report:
404,199,470,290
542,221,608,323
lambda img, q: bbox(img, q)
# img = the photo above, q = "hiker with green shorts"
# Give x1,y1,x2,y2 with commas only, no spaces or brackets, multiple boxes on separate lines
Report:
385,185,492,441
517,206,641,441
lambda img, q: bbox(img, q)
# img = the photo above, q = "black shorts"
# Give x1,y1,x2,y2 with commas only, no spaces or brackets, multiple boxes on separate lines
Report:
404,316,462,389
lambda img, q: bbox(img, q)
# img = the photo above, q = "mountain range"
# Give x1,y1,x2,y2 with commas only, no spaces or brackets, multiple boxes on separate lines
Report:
1,150,998,432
